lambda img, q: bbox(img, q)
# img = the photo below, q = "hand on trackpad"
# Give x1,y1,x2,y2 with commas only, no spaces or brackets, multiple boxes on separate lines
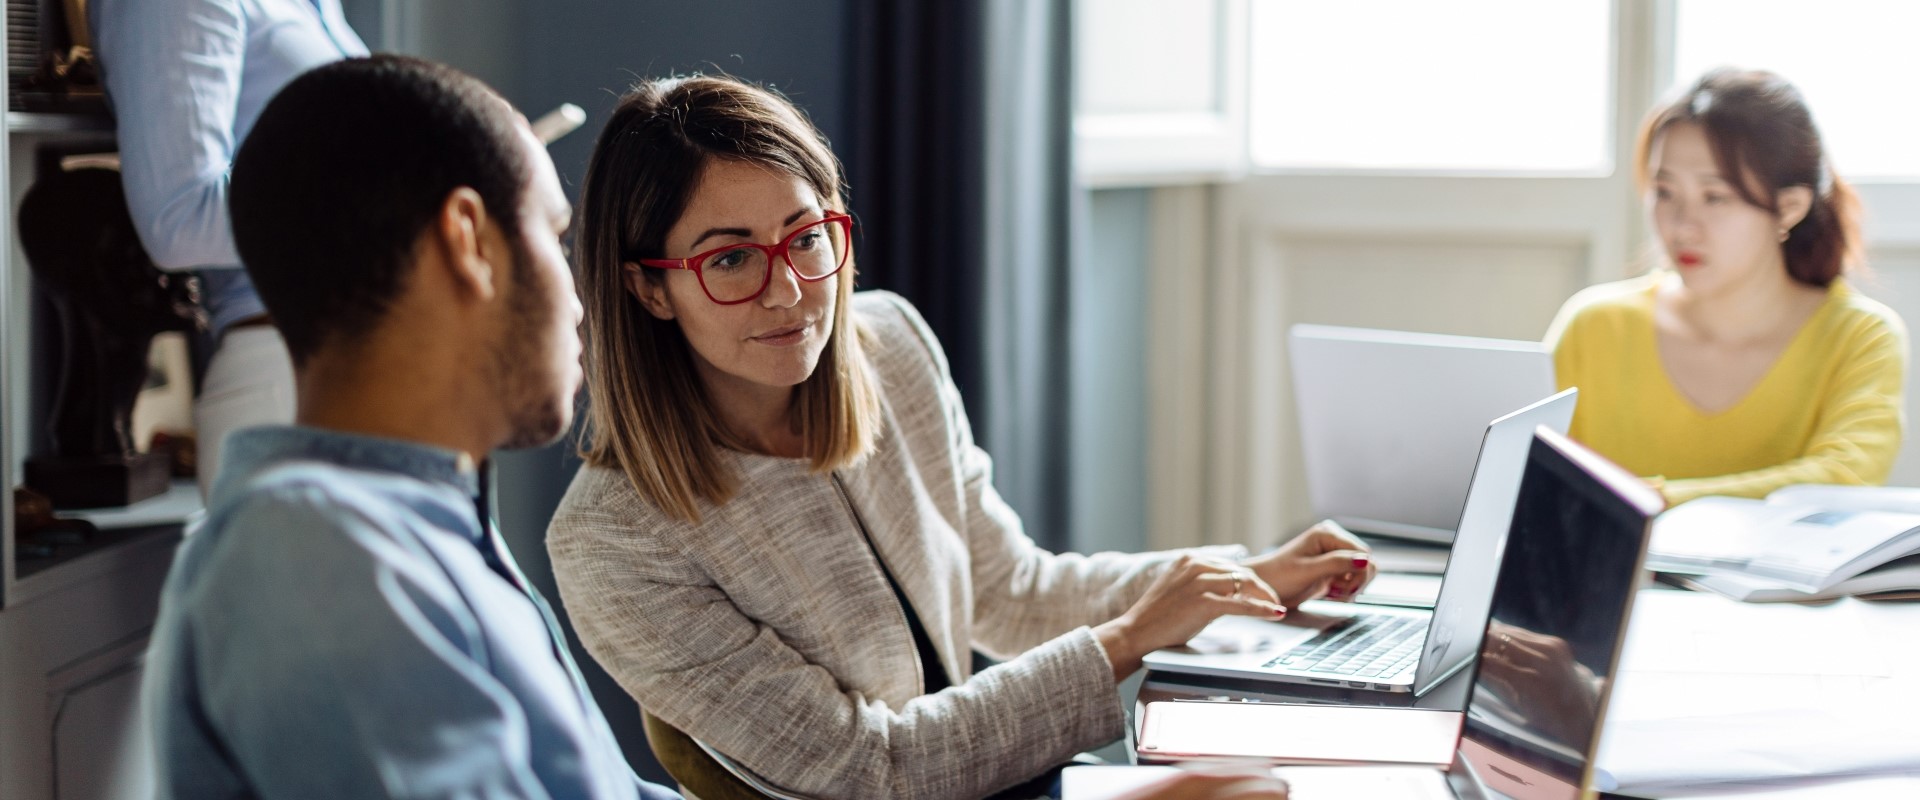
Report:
1180,612,1348,654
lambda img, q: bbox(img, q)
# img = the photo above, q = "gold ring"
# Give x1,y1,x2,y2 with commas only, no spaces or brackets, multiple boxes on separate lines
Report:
1230,572,1244,598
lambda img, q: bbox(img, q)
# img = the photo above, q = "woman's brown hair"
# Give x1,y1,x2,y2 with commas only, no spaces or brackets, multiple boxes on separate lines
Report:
575,75,882,522
1635,67,1864,287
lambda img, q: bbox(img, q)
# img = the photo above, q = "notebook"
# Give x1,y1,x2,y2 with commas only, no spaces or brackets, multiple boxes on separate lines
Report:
1649,486,1920,596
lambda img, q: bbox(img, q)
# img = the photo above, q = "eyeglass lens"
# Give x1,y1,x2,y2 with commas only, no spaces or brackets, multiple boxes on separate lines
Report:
697,218,848,302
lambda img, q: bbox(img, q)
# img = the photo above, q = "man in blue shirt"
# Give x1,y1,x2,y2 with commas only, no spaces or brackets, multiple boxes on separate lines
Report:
141,55,679,799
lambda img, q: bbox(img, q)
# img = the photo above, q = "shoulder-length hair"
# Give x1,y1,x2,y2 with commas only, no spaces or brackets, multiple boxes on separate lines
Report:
1635,68,1864,287
575,75,882,523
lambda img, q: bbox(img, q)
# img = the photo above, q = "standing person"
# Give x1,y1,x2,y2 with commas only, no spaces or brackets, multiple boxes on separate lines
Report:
1548,68,1907,506
91,0,369,495
548,74,1371,799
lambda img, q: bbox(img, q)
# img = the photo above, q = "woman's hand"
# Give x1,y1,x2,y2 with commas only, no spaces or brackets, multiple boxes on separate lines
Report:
1113,767,1289,800
1095,555,1288,681
1244,521,1376,608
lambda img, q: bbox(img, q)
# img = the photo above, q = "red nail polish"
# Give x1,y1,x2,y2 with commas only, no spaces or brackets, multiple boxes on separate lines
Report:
1273,608,1287,618
1352,556,1370,569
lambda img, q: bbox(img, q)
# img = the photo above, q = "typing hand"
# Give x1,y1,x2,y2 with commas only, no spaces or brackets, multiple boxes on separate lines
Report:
1245,520,1376,608
1095,555,1287,681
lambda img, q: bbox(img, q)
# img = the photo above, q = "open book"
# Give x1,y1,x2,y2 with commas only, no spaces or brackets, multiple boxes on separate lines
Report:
1648,485,1920,601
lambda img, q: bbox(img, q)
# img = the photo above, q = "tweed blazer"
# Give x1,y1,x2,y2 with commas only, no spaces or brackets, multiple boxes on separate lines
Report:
548,292,1244,799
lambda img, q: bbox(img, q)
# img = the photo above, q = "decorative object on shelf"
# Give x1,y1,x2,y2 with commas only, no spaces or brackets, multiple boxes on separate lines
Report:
11,485,97,560
7,0,104,113
20,163,205,509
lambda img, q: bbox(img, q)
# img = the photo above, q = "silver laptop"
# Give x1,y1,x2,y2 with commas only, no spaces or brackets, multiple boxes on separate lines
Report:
1113,427,1662,800
1141,389,1576,695
1290,324,1556,543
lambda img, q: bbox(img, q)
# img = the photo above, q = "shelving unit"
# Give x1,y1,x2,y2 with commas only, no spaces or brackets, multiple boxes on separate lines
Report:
0,15,189,797
0,106,186,611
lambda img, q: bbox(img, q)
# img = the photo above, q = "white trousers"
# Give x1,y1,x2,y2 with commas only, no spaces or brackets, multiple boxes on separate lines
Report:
193,326,296,498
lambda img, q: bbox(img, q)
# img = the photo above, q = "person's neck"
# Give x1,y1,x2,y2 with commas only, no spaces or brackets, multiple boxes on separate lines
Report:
1665,260,1819,345
293,340,501,465
696,361,803,458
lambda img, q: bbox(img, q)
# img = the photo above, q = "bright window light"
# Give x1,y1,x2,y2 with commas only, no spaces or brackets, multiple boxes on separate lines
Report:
1674,0,1920,180
1077,0,1222,116
1248,0,1612,173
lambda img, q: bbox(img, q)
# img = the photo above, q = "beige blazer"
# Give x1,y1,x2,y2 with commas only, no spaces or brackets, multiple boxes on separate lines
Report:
548,292,1244,799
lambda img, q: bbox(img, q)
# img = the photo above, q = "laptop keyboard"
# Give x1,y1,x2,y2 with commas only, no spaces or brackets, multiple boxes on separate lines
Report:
1260,614,1426,679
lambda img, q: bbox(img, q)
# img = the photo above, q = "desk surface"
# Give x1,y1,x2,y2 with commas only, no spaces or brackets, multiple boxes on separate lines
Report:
1131,585,1920,799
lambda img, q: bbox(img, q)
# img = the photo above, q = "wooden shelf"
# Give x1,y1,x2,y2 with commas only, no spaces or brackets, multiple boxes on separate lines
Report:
7,481,198,608
11,523,181,606
7,111,113,134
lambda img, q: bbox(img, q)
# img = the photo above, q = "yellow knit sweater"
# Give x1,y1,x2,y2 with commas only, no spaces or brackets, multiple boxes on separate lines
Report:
1546,273,1908,505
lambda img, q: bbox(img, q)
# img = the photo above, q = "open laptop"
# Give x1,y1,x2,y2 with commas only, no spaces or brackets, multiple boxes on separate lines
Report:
1116,427,1665,800
1142,389,1576,695
1291,324,1556,543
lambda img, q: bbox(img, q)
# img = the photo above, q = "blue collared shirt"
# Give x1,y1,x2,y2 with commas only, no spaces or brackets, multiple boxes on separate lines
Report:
144,426,680,799
90,0,370,334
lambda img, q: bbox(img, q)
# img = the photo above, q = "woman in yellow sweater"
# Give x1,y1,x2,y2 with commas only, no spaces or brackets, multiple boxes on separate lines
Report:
1547,68,1907,506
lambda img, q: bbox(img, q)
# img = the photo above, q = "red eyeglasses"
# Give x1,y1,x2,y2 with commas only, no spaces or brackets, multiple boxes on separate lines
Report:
637,214,853,305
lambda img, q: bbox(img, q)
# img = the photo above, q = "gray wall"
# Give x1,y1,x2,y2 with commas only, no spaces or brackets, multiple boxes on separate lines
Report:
504,0,851,205
1070,189,1152,554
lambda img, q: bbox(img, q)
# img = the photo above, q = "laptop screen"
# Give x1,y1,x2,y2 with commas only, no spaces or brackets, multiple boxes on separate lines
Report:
1289,324,1556,542
1413,389,1575,695
1457,428,1661,800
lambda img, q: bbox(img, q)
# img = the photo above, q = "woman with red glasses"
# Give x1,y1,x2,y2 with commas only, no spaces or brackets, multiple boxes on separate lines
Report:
548,74,1365,799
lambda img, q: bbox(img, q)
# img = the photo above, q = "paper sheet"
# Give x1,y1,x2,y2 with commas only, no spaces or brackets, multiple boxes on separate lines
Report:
1650,772,1920,799
1593,591,1920,793
1595,709,1920,793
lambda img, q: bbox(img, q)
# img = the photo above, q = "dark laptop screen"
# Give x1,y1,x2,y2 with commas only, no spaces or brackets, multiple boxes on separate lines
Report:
1458,428,1660,800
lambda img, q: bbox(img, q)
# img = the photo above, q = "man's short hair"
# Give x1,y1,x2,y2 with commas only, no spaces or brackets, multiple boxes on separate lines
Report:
230,54,529,365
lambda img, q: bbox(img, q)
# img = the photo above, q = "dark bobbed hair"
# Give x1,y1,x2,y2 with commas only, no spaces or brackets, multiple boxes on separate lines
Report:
230,54,530,364
575,74,881,523
1635,67,1864,287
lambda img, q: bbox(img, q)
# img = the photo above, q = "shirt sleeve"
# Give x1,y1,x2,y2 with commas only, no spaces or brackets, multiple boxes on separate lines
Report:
93,0,247,269
548,506,1127,800
876,293,1245,658
202,488,673,799
1661,311,1908,505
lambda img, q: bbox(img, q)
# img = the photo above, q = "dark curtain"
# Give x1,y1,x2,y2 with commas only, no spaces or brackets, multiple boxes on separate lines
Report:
845,0,1076,550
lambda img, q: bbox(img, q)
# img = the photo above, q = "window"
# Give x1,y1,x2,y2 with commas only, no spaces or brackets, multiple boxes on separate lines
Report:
1674,0,1920,179
1247,0,1613,173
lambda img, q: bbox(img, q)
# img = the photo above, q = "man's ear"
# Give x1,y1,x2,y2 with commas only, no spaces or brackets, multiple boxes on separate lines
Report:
625,262,676,320
1776,185,1815,235
436,187,497,302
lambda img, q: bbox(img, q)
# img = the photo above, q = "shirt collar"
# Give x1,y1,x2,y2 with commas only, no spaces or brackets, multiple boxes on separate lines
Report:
216,425,482,499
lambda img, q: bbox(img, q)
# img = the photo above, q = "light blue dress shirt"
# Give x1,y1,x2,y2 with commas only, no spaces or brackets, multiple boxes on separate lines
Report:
144,426,681,799
90,0,370,335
